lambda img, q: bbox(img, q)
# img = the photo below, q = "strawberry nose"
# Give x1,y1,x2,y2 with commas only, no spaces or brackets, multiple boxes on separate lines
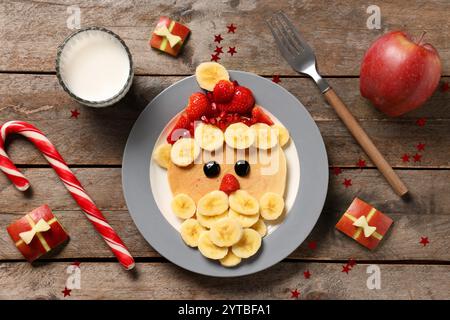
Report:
219,173,240,195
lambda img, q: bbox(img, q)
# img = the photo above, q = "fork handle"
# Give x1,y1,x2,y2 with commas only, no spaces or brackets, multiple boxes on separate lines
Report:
323,88,408,197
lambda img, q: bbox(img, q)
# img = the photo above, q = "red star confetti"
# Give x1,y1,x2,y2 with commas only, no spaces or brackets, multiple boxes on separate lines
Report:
347,258,357,268
416,143,426,152
62,287,71,297
303,270,311,279
227,23,237,33
272,75,281,83
214,46,223,54
413,153,422,162
420,236,429,246
342,264,351,274
70,109,80,119
332,167,342,176
214,34,223,43
72,261,81,267
307,241,317,250
228,47,237,56
356,159,367,169
441,82,449,92
416,118,427,127
211,53,220,62
402,154,410,162
343,178,352,188
290,289,300,299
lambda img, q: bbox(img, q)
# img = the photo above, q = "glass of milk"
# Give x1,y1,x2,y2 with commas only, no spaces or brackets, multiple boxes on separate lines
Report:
56,27,133,107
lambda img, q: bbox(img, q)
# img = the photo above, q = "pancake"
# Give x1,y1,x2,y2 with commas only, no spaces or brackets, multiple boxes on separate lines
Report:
168,145,286,203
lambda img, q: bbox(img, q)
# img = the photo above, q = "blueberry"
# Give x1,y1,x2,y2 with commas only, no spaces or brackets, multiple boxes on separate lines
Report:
203,161,220,178
234,160,250,177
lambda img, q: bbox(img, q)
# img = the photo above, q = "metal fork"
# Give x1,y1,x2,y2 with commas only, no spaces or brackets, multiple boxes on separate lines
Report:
268,11,408,197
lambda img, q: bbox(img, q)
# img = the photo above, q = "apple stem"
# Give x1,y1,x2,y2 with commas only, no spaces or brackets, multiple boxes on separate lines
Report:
417,31,427,45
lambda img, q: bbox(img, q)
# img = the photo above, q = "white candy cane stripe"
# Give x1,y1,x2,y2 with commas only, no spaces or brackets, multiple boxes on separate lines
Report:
21,130,50,143
0,121,134,270
0,165,27,179
65,184,95,203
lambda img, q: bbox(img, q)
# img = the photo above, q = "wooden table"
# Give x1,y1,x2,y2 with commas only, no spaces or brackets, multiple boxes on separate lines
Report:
0,0,449,300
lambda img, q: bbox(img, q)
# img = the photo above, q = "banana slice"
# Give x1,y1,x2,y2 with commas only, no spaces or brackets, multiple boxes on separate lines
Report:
251,219,267,237
197,190,229,216
228,209,259,228
231,228,262,258
198,231,228,260
180,218,205,247
220,249,242,267
251,123,278,150
195,123,224,151
195,62,230,91
197,211,228,229
229,190,259,215
209,217,243,247
272,124,290,147
153,143,172,169
259,192,284,220
170,138,200,167
224,123,255,149
171,193,196,219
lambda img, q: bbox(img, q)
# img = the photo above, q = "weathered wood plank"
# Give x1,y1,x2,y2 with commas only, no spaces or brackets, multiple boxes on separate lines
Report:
1,74,449,167
0,168,448,260
0,0,448,75
0,262,448,299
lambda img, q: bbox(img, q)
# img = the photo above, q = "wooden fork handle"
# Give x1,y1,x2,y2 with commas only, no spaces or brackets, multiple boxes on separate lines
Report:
324,88,408,197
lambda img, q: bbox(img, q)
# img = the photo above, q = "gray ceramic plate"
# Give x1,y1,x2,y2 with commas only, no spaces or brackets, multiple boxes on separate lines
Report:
122,71,328,277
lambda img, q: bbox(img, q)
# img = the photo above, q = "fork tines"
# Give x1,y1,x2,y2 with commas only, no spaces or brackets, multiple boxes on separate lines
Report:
267,11,313,56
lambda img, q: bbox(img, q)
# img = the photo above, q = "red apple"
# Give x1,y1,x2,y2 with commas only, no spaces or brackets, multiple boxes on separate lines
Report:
360,31,441,117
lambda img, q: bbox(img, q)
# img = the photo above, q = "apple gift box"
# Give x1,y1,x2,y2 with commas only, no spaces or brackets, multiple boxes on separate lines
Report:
7,205,69,262
150,16,190,57
335,198,393,250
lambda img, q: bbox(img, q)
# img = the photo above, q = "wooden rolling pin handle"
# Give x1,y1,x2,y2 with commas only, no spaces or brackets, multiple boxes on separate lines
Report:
323,88,408,197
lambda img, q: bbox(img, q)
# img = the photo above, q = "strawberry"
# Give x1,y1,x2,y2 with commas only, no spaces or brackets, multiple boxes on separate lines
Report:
213,80,235,103
167,113,190,144
251,106,274,125
188,121,195,137
205,102,219,117
219,174,240,195
224,86,255,114
186,92,209,121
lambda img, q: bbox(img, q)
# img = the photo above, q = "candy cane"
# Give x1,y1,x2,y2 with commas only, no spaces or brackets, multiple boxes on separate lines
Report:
0,121,135,270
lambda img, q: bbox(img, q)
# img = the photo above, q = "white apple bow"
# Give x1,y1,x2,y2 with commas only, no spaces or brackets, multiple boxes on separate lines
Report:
19,218,51,244
154,25,182,48
352,216,377,238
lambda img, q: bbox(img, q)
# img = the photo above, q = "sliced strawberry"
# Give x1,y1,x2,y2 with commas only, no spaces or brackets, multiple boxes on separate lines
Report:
240,116,253,126
205,102,219,117
200,115,209,124
188,121,195,137
213,80,235,103
186,92,209,121
251,106,274,125
167,113,190,144
224,86,255,114
219,174,240,195
216,119,228,131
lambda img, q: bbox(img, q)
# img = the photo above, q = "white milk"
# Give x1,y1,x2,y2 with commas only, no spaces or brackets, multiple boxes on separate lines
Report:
59,30,131,102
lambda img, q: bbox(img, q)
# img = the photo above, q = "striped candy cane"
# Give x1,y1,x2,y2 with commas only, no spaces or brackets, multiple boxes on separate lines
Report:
0,121,135,270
